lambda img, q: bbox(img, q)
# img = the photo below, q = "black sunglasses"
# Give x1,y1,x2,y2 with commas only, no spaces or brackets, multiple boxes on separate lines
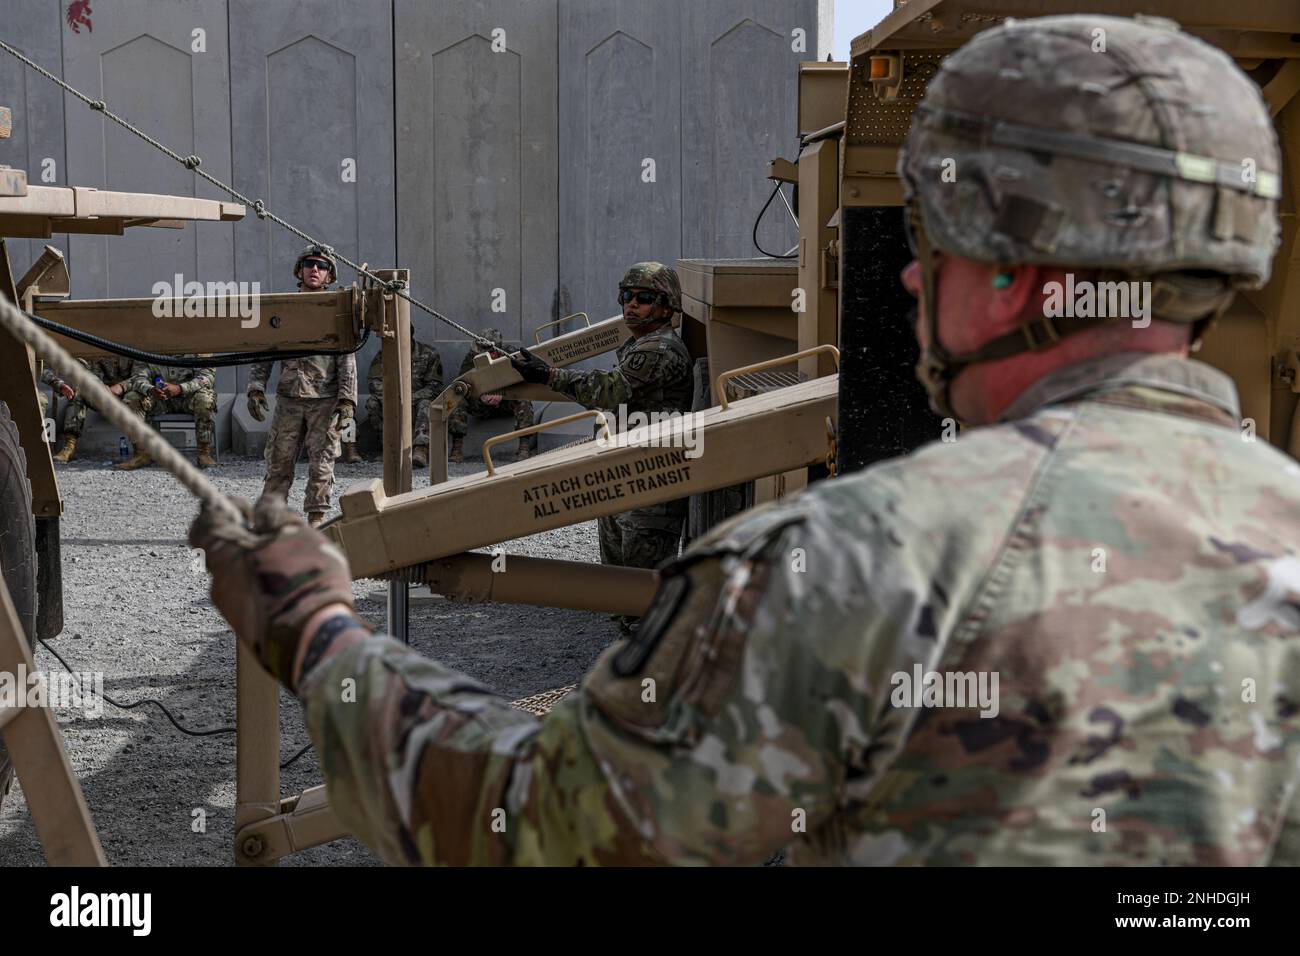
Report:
301,257,332,271
618,290,660,306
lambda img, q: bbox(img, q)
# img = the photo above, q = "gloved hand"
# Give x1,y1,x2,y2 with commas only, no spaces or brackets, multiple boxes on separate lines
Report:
510,347,552,385
332,399,356,432
247,390,268,422
189,495,356,690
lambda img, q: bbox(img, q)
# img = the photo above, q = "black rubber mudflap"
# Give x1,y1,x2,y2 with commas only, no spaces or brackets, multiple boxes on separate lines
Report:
837,206,943,475
35,515,63,641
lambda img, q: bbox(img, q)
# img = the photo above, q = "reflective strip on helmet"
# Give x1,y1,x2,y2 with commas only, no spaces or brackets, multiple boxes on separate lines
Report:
919,105,1281,200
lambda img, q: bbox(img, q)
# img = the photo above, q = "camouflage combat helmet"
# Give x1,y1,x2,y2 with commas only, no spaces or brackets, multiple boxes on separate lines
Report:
898,14,1282,416
293,243,338,283
480,327,504,347
619,261,681,313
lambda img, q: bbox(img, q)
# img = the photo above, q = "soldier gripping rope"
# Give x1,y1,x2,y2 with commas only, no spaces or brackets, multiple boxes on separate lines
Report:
115,363,218,470
513,262,693,588
189,15,1300,866
448,327,533,464
51,356,136,463
245,245,358,526
365,325,443,468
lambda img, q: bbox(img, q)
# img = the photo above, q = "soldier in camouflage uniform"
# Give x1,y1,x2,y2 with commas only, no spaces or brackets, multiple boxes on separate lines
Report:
192,16,1300,866
36,364,74,426
115,363,217,470
365,326,444,468
51,356,136,463
513,263,693,582
447,328,533,464
247,245,358,526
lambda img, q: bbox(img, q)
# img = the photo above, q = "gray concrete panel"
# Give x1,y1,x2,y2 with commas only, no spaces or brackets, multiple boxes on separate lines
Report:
61,0,235,304
229,0,396,397
0,0,69,272
682,0,813,260
395,0,558,351
558,0,682,353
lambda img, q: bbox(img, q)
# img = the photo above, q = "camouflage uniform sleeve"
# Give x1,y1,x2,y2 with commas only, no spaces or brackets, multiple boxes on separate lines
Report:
179,367,215,397
550,338,677,410
247,361,273,394
128,362,154,395
410,348,443,402
299,502,863,866
40,365,73,391
366,353,384,402
338,353,358,405
548,364,633,410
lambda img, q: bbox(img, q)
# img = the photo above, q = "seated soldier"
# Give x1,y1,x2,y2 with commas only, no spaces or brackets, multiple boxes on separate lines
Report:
447,327,533,463
364,325,444,468
115,362,218,470
37,365,74,423
52,356,136,463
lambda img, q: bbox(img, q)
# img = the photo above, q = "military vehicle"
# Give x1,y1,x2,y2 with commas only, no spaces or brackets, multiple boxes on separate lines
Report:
1,0,1297,864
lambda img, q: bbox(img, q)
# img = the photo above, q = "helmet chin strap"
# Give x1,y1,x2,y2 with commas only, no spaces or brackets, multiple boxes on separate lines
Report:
912,211,964,422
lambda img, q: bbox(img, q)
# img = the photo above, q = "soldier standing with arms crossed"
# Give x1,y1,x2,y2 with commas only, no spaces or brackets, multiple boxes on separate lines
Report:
245,245,357,526
190,17,1300,865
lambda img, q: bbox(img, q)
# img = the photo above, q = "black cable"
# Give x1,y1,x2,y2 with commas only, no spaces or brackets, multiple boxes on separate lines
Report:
280,743,313,770
752,181,799,259
24,308,370,368
37,636,235,737
39,635,316,767
752,142,805,260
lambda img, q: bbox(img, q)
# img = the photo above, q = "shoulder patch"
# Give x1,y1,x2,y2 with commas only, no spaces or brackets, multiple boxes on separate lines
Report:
626,352,648,372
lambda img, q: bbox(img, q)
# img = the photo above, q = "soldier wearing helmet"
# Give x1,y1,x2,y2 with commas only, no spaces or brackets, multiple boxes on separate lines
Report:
192,16,1300,865
444,327,533,465
245,244,359,526
512,262,694,607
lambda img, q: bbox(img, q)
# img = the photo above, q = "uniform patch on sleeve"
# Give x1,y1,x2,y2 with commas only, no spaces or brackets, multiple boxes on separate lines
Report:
626,352,648,372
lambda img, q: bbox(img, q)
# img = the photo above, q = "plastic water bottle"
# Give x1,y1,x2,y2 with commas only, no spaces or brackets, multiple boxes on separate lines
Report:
118,436,129,460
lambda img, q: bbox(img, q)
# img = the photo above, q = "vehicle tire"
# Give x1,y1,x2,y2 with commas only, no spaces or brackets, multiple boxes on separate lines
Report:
0,400,38,810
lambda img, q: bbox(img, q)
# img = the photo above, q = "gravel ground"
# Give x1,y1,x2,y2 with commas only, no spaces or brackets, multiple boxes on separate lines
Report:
0,451,615,866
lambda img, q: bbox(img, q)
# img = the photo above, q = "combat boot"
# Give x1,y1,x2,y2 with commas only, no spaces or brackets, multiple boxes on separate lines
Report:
52,435,78,463
196,442,217,469
341,442,363,464
449,435,465,463
307,511,327,528
412,444,429,469
114,450,153,471
515,436,531,461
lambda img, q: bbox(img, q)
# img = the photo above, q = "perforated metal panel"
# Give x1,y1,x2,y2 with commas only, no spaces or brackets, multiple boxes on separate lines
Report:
845,51,946,148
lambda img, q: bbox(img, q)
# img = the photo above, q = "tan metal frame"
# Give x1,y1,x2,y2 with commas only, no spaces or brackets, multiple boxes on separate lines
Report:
0,577,105,866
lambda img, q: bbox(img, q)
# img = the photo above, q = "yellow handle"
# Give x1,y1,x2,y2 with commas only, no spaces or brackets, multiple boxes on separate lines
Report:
533,312,590,345
715,344,840,410
483,408,612,476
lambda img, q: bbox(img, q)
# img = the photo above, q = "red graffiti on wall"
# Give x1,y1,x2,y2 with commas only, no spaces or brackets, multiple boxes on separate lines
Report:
66,1,93,35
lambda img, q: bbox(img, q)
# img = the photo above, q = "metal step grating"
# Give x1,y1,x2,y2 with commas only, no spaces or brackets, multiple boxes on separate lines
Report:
510,684,578,717
724,368,805,401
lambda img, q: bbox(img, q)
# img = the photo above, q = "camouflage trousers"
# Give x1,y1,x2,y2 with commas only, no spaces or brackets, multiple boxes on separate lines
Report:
597,499,686,571
262,395,339,514
365,395,431,446
123,389,217,446
447,397,533,437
